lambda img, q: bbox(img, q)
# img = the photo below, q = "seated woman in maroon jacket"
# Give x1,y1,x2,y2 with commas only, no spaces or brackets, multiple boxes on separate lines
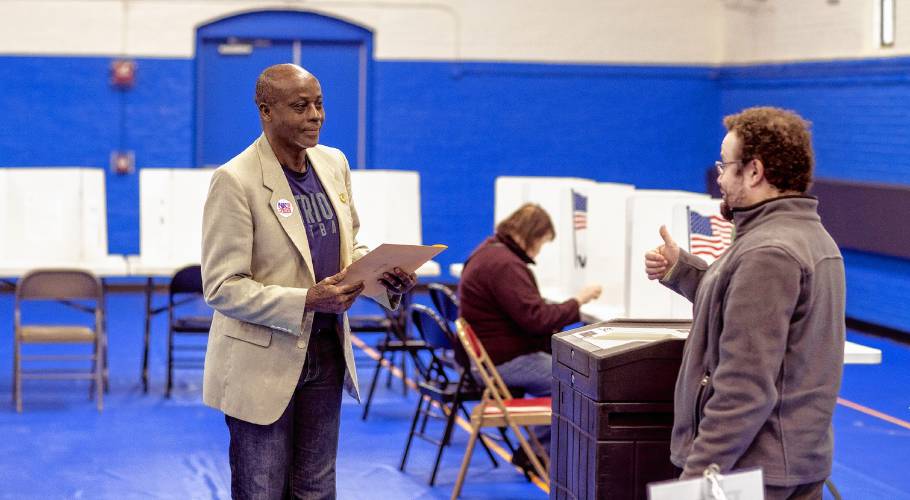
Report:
458,203,602,397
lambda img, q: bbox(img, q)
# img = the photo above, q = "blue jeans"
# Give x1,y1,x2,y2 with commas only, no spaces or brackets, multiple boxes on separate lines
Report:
225,330,345,500
496,351,552,397
495,351,552,451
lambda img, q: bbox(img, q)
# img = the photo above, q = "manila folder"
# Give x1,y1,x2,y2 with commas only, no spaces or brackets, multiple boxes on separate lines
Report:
341,243,446,298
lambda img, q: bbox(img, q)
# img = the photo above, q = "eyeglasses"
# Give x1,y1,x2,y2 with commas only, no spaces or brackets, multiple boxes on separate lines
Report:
715,160,742,175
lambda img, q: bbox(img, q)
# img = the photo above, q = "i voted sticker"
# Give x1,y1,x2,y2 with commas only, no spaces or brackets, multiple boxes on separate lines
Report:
276,199,294,217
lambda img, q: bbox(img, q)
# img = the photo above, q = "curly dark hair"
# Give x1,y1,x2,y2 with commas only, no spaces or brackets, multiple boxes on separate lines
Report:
723,107,814,193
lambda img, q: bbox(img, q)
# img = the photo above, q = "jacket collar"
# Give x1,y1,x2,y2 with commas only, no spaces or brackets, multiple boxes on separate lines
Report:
257,133,315,278
732,194,820,237
495,232,536,265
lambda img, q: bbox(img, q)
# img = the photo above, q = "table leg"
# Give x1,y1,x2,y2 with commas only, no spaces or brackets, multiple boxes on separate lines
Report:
101,279,110,393
141,277,152,393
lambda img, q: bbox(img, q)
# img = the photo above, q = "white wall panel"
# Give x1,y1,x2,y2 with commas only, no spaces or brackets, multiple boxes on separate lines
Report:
0,0,722,63
721,0,910,63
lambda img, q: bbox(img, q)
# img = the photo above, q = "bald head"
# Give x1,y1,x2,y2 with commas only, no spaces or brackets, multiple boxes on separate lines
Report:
254,64,318,106
254,63,325,159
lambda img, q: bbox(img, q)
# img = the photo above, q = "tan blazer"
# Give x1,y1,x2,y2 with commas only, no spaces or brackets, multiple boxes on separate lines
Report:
201,134,394,425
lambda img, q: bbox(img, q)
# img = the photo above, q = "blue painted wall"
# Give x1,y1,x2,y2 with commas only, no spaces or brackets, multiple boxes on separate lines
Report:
718,57,910,332
372,62,718,269
0,55,192,254
1,53,908,332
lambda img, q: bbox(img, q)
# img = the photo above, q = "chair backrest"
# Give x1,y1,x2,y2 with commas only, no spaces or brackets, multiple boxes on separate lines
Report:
410,304,452,350
428,283,459,324
16,269,102,301
15,269,104,334
170,264,203,296
455,317,515,402
408,304,454,385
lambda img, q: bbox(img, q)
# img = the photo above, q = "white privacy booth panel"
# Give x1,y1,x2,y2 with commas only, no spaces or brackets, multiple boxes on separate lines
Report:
626,189,711,319
586,182,636,319
349,170,422,248
349,170,438,276
132,168,215,274
0,168,122,274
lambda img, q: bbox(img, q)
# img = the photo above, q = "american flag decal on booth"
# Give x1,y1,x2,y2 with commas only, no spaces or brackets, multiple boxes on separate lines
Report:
688,209,733,264
572,190,588,268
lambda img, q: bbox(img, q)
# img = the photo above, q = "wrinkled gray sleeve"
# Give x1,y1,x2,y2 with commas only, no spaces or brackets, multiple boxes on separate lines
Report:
660,250,709,303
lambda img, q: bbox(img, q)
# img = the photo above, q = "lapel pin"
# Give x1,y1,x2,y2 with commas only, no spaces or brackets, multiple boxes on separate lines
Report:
339,193,348,204
276,199,294,218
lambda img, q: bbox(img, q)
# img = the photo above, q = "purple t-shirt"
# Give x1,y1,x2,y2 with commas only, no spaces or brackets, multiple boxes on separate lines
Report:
282,162,340,332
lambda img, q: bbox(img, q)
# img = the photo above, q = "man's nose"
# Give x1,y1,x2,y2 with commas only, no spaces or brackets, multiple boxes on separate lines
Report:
305,104,322,121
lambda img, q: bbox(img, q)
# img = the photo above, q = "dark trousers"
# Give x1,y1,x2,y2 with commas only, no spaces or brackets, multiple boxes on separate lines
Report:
765,480,825,500
225,330,345,500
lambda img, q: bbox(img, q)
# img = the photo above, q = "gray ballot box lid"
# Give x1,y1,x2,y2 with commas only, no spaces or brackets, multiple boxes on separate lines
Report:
552,319,690,403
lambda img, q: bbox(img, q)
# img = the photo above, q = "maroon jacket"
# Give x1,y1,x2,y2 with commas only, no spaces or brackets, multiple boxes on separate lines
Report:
458,233,580,365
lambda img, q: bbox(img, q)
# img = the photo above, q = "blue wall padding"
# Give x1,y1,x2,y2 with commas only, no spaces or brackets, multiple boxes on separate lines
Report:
372,61,719,265
718,57,910,185
842,250,910,332
718,57,910,332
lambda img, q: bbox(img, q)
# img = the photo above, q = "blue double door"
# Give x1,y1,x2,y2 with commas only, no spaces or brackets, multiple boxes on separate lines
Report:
197,38,365,168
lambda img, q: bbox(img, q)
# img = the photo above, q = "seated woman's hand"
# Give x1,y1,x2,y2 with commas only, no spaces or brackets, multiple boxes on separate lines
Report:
574,284,603,305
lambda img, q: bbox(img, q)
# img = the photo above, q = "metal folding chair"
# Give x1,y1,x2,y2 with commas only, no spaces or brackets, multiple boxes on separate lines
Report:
165,265,212,397
428,283,459,324
13,269,105,412
399,304,500,485
451,318,551,499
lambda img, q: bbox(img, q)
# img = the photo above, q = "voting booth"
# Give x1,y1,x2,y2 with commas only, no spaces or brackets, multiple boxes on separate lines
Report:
0,168,126,276
349,170,422,247
624,190,712,319
551,319,689,500
351,169,439,276
130,168,434,273
494,176,632,319
129,168,216,273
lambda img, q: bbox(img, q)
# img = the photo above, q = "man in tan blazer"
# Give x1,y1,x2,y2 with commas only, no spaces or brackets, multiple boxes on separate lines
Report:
201,63,416,500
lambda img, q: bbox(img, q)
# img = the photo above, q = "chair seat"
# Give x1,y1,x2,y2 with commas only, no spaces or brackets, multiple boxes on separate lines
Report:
173,315,212,332
19,325,95,343
381,339,427,351
416,380,484,402
483,397,552,415
474,397,553,426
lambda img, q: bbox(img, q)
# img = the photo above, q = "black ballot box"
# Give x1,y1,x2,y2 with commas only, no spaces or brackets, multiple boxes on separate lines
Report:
550,319,689,500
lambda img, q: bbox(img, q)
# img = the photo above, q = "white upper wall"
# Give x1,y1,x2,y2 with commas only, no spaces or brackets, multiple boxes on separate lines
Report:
721,0,910,64
0,0,723,64
1,0,906,65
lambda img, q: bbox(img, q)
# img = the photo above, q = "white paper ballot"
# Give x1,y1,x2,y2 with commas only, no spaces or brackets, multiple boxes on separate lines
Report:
340,243,446,298
572,326,688,350
648,467,764,500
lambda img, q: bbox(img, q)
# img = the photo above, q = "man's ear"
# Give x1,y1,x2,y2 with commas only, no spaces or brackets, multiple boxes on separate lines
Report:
258,102,271,122
747,158,765,188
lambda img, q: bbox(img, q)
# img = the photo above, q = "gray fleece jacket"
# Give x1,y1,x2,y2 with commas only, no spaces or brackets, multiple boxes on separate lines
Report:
662,195,845,486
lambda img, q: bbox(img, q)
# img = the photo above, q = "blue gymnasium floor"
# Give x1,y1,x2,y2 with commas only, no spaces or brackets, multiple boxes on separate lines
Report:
0,291,908,499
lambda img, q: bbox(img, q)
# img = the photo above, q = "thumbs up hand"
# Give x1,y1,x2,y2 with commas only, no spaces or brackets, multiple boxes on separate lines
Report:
644,225,680,281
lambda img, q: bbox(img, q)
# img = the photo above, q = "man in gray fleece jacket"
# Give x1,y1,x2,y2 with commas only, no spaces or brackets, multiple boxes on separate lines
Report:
645,107,845,500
